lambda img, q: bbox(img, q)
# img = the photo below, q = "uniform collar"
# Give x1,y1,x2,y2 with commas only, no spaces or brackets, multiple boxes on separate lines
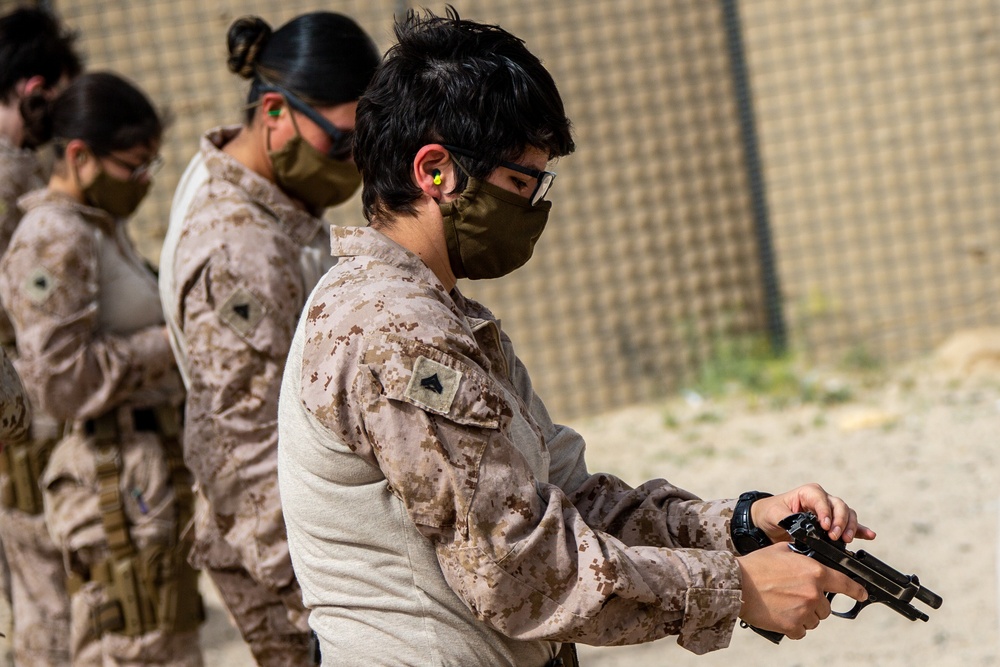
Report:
200,126,322,245
330,226,438,285
329,225,498,325
18,188,116,235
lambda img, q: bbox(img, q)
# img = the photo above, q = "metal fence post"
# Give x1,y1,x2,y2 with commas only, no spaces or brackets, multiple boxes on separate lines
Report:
720,0,787,354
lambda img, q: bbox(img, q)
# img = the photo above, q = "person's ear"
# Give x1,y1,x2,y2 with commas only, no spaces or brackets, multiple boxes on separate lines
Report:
413,144,454,201
260,92,285,130
19,75,47,98
63,139,89,166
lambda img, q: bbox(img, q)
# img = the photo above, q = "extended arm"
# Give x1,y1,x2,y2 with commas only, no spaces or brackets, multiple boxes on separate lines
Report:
352,332,743,653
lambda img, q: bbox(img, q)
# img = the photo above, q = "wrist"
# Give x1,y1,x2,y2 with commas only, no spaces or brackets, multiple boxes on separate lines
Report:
731,491,773,555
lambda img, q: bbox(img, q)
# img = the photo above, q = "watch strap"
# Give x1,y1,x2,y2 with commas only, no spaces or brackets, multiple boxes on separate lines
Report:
731,490,773,555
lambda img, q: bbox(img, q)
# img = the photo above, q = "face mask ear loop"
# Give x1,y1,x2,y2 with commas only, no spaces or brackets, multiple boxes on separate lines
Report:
447,153,472,196
284,99,303,138
69,144,93,195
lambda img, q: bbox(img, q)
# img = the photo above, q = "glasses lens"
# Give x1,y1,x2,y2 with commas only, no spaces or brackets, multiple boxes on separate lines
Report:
532,172,555,206
139,155,164,180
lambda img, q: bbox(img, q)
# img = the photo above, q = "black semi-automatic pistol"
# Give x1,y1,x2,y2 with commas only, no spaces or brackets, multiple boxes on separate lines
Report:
745,511,943,644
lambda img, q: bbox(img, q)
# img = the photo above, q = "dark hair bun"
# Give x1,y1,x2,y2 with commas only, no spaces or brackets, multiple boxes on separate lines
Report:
19,91,53,149
227,16,271,79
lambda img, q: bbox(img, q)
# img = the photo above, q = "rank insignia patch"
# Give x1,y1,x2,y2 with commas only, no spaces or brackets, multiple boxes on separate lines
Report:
218,286,266,339
405,356,462,413
24,266,56,304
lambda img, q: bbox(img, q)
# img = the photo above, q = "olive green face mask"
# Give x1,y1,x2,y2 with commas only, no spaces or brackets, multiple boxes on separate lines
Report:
267,114,362,214
82,168,150,219
439,177,552,280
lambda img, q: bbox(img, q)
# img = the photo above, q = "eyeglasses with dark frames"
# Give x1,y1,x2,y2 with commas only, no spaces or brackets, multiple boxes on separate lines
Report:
259,84,354,161
102,153,164,182
442,144,556,206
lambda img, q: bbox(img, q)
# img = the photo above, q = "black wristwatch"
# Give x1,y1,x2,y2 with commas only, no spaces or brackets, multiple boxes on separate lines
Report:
731,491,773,555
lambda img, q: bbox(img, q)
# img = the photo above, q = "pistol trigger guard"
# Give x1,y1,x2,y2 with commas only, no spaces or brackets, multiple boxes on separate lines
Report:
827,592,869,619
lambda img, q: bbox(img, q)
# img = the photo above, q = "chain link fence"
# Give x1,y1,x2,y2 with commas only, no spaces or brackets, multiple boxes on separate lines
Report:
13,0,999,419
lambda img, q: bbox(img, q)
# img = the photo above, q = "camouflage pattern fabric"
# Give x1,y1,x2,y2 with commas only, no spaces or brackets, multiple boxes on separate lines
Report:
44,427,201,666
0,347,29,444
0,508,69,665
0,326,63,666
0,190,182,422
0,138,44,346
279,226,744,665
0,190,198,665
161,128,334,662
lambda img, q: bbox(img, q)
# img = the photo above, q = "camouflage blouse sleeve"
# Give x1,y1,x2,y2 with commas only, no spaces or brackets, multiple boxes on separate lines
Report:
0,209,175,421
352,331,743,654
500,327,738,554
178,242,303,592
0,346,31,443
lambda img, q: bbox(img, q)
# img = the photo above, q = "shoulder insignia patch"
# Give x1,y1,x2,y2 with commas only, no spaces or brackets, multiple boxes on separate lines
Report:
24,266,56,304
218,285,266,339
405,355,462,413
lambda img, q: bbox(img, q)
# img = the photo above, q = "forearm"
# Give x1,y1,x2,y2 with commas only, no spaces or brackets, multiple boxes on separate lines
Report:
435,481,742,653
567,474,737,552
185,355,294,590
27,323,175,421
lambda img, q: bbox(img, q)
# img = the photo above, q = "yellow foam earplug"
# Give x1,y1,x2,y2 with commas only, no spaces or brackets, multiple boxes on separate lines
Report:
433,170,442,185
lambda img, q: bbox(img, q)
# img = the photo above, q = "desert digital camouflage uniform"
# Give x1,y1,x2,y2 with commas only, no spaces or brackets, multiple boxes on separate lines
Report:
0,347,29,444
0,350,68,667
0,341,68,667
0,136,45,346
159,127,335,665
278,226,745,666
0,189,202,666
0,137,46,665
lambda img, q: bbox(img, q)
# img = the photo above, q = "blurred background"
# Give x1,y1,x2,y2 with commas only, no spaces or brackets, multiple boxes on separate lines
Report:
7,0,998,421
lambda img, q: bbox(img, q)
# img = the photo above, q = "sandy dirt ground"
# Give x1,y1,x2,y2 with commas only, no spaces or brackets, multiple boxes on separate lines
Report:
571,359,999,667
4,336,996,666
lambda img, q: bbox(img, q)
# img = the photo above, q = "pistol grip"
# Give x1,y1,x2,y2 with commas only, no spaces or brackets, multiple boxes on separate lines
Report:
741,620,784,644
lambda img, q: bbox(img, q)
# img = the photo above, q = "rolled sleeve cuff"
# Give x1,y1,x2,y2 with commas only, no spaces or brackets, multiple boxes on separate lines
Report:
675,550,742,654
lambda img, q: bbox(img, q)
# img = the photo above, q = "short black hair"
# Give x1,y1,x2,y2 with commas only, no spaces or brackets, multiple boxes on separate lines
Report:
354,7,575,222
22,71,162,157
227,12,381,124
0,7,82,102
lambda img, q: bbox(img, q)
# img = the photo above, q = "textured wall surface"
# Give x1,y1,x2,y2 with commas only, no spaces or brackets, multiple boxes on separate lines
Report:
741,2,1000,364
33,0,1000,419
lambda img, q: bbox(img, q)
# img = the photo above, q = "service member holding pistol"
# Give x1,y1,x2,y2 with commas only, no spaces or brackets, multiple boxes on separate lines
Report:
277,10,940,667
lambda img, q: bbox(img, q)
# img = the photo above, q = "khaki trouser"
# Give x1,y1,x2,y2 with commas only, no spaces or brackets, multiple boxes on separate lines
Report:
0,408,70,666
0,506,70,665
207,566,312,667
69,580,201,667
44,413,204,667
